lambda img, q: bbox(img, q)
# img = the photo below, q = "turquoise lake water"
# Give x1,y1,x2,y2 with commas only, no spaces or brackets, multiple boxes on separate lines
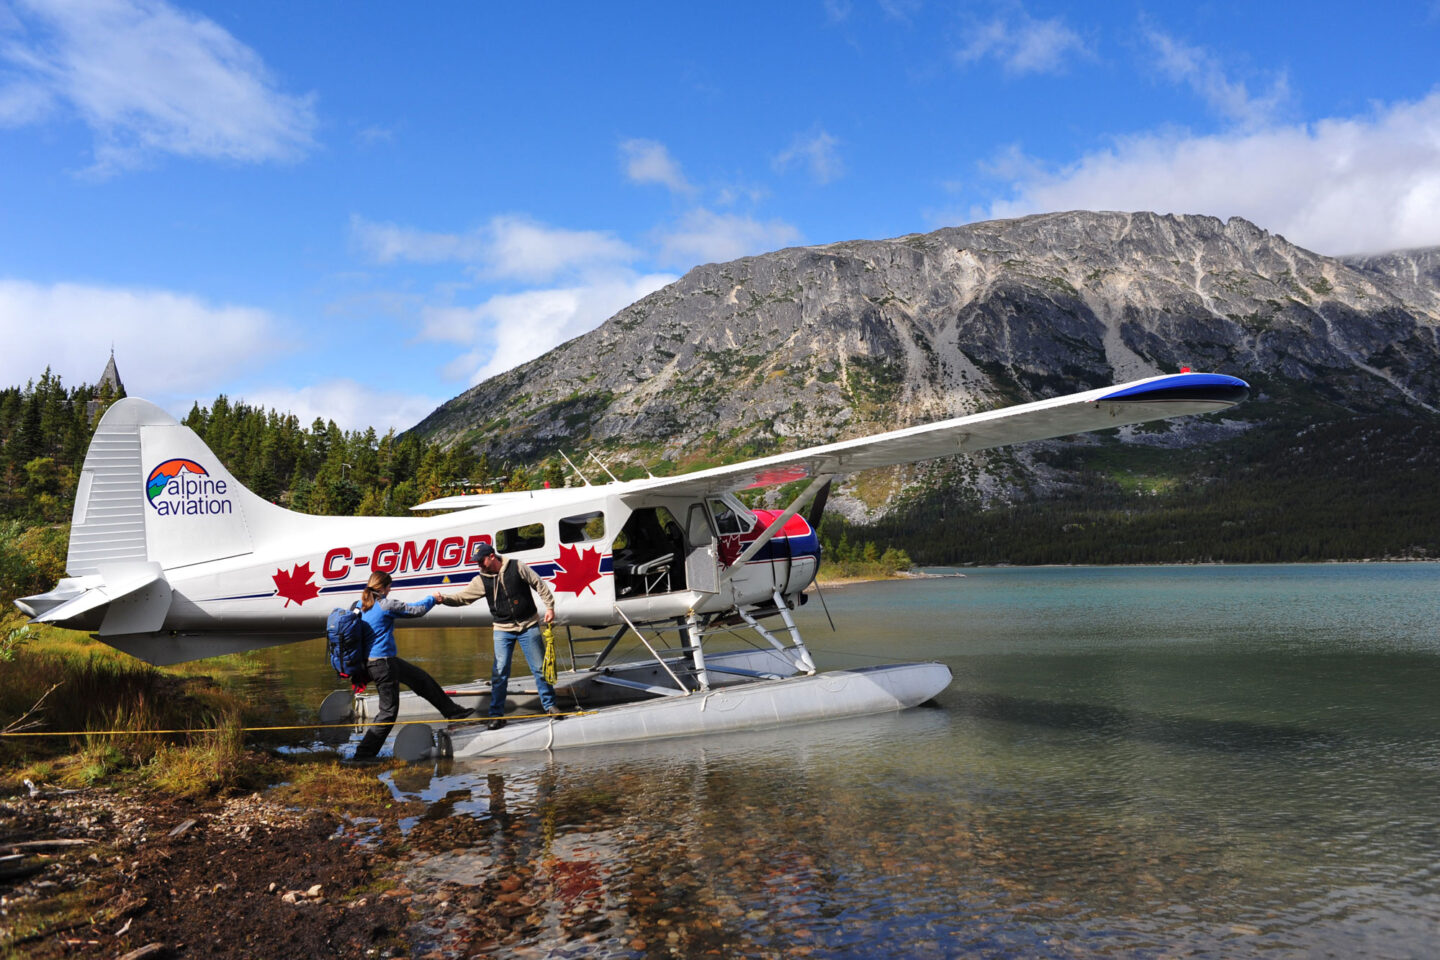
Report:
260,563,1440,957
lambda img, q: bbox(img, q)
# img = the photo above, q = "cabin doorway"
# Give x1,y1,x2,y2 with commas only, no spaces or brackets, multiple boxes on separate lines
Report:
613,506,688,597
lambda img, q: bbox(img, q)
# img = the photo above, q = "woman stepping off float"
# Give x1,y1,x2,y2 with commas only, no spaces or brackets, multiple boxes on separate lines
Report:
351,571,474,760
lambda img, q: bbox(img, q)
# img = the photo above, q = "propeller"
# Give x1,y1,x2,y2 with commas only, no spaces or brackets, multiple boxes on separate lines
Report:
806,478,831,533
805,479,838,631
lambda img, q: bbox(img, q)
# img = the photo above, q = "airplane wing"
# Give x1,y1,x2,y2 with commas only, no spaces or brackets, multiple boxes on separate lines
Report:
621,372,1249,499
410,372,1248,510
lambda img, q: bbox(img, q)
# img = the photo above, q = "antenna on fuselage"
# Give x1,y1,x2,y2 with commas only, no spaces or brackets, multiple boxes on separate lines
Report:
588,451,622,484
558,450,592,486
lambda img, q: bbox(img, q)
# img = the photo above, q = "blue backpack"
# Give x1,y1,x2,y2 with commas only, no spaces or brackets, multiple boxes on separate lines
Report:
326,604,371,683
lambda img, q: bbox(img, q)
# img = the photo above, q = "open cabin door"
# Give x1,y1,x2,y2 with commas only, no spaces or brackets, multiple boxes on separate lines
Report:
685,503,720,595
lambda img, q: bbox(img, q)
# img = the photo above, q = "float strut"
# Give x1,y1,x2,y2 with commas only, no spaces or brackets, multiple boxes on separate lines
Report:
612,605,692,695
685,611,710,691
736,593,816,676
772,588,816,673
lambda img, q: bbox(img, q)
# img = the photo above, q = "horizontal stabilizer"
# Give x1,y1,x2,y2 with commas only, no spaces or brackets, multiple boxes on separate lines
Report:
24,562,170,635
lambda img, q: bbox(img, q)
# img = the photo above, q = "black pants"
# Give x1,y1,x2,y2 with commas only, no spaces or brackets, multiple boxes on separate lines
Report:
354,657,465,758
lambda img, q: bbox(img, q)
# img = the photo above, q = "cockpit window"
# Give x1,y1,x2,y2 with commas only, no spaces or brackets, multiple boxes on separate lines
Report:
707,497,747,535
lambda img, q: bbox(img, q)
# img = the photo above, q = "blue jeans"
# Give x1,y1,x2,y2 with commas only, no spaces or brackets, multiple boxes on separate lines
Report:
491,624,556,715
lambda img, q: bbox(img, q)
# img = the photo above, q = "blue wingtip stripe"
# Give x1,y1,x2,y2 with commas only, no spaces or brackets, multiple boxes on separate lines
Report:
1100,373,1250,403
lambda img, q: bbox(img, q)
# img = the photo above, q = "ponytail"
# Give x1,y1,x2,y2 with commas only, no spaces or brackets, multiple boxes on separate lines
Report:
361,571,392,612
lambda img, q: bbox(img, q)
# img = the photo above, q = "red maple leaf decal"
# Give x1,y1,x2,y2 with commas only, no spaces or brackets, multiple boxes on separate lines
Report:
550,545,603,595
273,562,320,607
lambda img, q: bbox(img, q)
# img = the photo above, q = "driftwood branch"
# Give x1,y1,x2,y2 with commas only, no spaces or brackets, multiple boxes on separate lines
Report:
2,681,63,734
117,944,166,960
3,838,95,851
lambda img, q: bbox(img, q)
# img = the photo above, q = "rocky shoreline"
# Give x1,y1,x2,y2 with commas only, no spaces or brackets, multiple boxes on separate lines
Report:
1,771,655,959
1,782,416,959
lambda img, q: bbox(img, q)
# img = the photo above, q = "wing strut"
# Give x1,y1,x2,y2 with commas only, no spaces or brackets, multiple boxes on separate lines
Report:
558,451,593,486
719,473,834,586
588,452,621,483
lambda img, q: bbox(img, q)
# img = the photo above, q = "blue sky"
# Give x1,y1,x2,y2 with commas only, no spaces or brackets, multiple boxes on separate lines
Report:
3,0,1439,430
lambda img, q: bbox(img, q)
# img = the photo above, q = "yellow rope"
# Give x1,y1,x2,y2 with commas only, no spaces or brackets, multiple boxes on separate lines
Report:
541,624,558,684
0,708,594,738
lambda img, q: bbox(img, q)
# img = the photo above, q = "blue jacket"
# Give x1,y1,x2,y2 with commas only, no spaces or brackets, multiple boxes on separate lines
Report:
360,594,435,660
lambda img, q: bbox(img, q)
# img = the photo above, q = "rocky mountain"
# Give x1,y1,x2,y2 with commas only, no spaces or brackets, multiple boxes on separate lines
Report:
412,211,1440,560
1342,246,1440,307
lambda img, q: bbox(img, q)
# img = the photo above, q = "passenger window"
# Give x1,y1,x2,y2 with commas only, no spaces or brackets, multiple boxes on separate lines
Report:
496,522,546,553
559,511,605,544
707,498,745,535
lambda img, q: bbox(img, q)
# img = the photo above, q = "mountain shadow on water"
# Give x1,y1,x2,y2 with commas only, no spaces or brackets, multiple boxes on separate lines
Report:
955,693,1345,754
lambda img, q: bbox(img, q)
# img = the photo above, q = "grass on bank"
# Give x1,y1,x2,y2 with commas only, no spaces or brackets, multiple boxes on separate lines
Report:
0,612,281,798
0,613,413,812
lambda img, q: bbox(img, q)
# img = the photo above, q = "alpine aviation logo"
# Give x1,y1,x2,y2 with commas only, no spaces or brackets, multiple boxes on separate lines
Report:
145,459,233,516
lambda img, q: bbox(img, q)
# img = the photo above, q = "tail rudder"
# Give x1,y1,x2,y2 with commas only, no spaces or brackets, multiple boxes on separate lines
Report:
69,397,277,575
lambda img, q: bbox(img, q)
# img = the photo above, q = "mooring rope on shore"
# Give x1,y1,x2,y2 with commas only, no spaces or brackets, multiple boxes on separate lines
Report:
0,708,594,738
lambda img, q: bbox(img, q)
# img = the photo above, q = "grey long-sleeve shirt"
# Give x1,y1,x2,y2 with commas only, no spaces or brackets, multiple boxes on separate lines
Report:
436,557,555,632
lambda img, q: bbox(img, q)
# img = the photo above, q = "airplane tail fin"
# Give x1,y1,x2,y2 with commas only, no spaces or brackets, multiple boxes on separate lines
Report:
67,397,273,575
16,398,295,634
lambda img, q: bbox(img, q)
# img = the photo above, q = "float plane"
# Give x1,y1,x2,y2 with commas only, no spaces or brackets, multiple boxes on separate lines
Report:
15,372,1249,760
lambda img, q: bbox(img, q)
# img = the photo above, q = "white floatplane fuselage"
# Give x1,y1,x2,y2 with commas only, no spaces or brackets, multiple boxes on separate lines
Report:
16,372,1250,758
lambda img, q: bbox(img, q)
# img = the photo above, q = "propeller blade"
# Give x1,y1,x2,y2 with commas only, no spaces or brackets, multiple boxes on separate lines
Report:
806,478,831,530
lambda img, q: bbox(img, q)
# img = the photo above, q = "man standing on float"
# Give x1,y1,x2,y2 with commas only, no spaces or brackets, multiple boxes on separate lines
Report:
433,543,560,729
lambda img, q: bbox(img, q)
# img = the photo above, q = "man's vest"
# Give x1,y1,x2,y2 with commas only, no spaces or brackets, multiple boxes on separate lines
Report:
480,559,538,624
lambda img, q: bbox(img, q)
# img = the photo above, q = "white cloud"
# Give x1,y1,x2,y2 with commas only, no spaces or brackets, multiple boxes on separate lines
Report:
0,73,53,125
0,0,316,174
355,124,395,146
655,208,803,269
350,214,637,282
349,215,487,264
985,91,1440,256
486,216,638,282
420,272,676,384
1144,27,1289,128
879,0,922,23
240,380,442,433
773,129,844,184
0,278,283,401
955,10,1089,75
620,138,692,193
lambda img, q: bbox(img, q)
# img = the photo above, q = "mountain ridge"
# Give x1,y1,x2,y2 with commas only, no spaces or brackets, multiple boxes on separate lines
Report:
411,211,1439,553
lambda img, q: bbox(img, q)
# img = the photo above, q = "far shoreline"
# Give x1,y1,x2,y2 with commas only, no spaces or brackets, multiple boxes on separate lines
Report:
812,557,1437,589
811,569,967,589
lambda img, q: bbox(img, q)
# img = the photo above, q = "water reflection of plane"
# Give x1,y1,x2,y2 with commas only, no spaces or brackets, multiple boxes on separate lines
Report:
388,715,954,952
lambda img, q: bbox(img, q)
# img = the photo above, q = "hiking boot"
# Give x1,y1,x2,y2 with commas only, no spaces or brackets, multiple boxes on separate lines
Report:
545,707,566,720
486,717,507,731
